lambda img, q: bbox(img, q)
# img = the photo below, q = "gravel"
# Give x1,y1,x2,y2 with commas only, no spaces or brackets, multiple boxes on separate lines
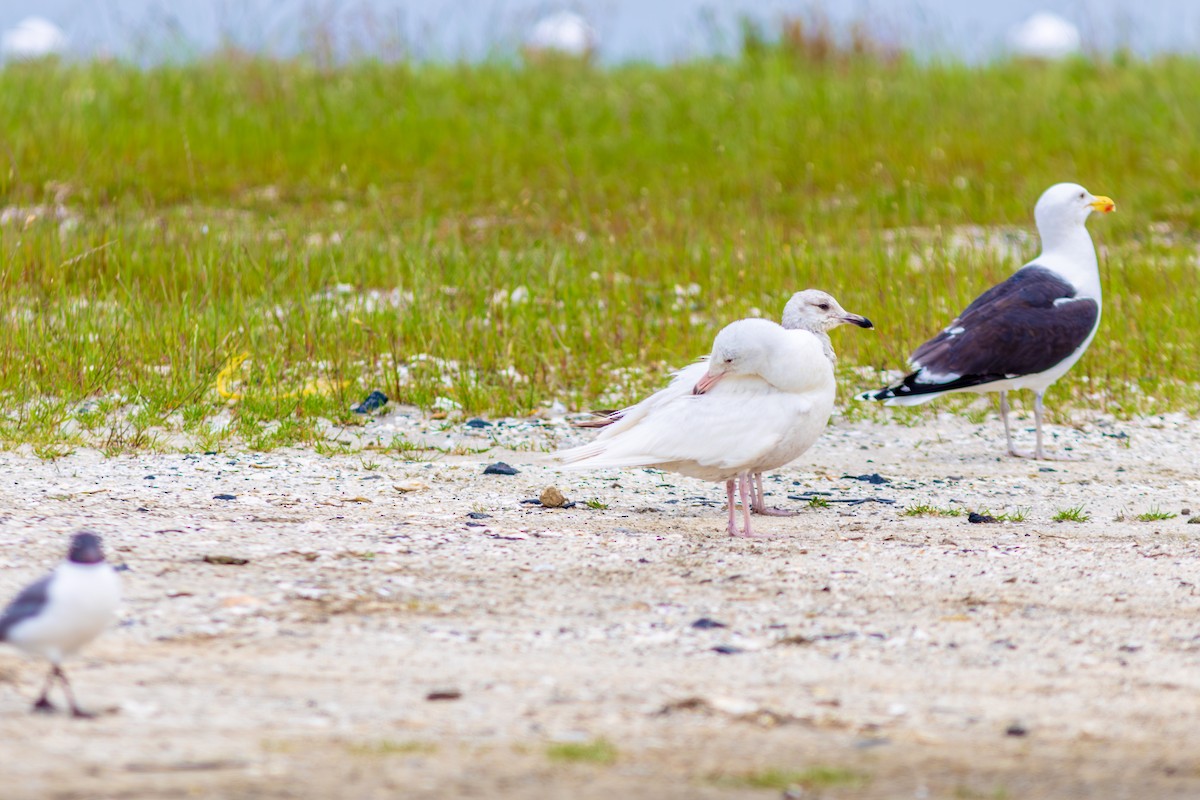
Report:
1,406,1200,798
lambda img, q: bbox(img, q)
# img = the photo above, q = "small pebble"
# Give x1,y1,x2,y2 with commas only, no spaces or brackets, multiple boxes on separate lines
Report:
844,473,889,485
425,689,462,701
539,486,568,508
465,418,492,428
203,554,249,566
1189,517,1200,525
712,645,745,655
968,512,998,524
467,512,492,520
1005,722,1028,737
483,462,519,476
691,618,728,630
213,494,237,500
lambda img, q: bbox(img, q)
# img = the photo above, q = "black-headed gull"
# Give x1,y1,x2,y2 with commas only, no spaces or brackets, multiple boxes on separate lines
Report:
0,532,121,717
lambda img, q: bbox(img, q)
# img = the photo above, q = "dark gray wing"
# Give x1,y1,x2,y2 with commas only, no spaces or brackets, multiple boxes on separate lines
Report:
868,266,1099,401
911,265,1098,379
0,574,52,642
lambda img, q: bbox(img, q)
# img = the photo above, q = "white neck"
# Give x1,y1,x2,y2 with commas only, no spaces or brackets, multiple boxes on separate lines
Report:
1035,221,1101,301
813,331,836,365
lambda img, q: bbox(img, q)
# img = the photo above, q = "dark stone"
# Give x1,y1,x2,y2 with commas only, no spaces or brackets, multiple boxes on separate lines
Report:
854,738,891,749
425,689,462,701
1005,722,1028,737
467,512,492,519
465,418,492,428
843,473,890,485
691,618,728,630
144,475,155,480
213,494,237,500
483,462,519,476
968,512,998,524
202,554,249,566
352,390,389,414
712,645,745,655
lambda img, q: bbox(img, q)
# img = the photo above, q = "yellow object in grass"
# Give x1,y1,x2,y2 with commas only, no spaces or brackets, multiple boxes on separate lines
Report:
214,352,347,401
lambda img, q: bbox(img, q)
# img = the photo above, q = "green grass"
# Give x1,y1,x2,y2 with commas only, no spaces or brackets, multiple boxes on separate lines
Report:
1136,506,1178,521
345,739,437,756
716,765,867,791
1053,505,1091,523
3,48,1200,452
903,503,963,518
545,738,618,765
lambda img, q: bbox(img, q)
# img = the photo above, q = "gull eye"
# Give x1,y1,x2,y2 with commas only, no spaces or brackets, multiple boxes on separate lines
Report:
817,303,830,311
1078,192,1086,199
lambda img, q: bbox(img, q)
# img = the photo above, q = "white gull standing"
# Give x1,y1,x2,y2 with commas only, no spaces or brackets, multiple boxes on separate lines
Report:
0,531,121,717
863,182,1115,460
1,17,67,60
559,292,871,536
524,11,596,59
1009,12,1081,60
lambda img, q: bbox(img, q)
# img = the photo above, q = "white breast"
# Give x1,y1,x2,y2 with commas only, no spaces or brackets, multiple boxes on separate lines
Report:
5,563,120,664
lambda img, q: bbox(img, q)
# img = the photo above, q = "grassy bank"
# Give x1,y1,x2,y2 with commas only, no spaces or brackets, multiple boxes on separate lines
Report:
1,51,1199,453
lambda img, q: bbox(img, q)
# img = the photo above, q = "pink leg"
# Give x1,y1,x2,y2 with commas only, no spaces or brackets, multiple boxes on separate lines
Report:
752,472,799,517
731,473,766,538
725,479,739,535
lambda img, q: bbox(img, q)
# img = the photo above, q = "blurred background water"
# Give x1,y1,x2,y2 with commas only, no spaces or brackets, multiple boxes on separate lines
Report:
2,0,1199,63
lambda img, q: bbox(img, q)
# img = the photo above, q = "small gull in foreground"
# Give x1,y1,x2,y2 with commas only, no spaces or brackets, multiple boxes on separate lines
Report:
0,532,121,717
558,293,871,536
862,182,1114,460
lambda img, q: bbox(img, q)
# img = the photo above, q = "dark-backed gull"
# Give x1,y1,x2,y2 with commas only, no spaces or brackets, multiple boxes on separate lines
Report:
863,182,1114,460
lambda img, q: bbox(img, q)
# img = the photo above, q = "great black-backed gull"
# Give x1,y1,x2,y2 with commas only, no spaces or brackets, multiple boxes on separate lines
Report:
863,182,1114,460
559,292,871,536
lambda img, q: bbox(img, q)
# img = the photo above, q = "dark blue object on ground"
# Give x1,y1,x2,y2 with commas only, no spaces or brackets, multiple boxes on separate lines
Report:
352,390,388,414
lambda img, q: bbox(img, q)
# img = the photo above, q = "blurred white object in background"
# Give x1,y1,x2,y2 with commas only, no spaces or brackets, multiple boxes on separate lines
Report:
525,10,596,58
1,16,68,60
1009,11,1081,59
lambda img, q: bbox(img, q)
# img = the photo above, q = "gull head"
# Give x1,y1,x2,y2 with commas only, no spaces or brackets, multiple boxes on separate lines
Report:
781,289,873,333
67,531,106,565
693,318,781,395
1035,183,1115,239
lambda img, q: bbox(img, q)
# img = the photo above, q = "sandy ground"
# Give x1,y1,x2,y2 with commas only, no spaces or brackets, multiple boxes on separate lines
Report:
2,405,1200,799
